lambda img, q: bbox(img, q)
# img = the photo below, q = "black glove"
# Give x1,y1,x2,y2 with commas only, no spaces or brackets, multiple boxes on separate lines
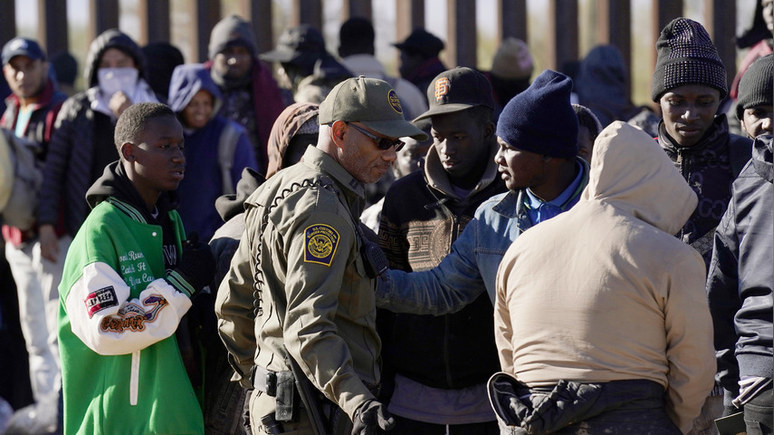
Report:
167,234,216,297
358,222,379,244
351,399,395,435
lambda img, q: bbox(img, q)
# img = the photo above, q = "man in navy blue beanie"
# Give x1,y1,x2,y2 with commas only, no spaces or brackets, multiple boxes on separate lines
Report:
373,67,589,322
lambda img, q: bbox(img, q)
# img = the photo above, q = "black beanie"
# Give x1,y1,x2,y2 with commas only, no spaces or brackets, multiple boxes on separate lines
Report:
736,54,773,120
496,69,578,159
651,18,728,102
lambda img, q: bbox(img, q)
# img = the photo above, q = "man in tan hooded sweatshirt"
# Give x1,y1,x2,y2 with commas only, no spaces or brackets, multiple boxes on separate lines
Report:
491,122,715,434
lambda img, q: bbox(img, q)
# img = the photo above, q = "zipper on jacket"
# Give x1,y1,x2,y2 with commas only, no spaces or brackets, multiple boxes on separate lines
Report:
130,350,140,405
676,147,689,241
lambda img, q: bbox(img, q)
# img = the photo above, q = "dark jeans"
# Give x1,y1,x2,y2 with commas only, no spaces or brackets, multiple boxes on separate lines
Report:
385,415,499,435
744,383,773,435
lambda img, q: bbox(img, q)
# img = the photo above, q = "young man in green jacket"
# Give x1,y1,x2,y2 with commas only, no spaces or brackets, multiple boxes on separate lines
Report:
58,102,214,434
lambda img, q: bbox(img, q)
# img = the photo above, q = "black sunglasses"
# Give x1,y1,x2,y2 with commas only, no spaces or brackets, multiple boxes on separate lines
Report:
347,123,404,152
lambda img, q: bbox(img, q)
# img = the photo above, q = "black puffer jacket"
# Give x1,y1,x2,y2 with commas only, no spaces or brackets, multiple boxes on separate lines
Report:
38,29,147,236
707,135,773,402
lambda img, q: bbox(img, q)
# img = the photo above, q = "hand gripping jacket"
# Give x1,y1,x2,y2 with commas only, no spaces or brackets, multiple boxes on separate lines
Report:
58,197,203,435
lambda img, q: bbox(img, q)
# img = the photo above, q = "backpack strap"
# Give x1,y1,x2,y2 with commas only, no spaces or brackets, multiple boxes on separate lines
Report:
218,122,241,195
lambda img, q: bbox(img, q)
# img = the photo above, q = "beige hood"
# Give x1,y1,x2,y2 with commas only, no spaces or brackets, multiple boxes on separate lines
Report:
581,121,697,235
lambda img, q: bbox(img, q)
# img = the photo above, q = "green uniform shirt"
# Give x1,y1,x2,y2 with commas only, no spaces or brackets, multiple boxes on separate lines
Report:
217,146,380,419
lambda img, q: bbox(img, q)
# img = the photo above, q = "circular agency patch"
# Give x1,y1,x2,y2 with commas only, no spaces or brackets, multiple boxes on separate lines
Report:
387,89,403,114
304,224,340,266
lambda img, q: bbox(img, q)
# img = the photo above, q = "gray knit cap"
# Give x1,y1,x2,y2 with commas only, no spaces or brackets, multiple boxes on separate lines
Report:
208,15,257,59
651,18,727,102
736,54,773,119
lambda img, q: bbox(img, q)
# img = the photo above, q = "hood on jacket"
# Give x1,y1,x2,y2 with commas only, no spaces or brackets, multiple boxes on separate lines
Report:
167,63,223,119
84,29,147,88
576,45,630,127
214,167,264,222
752,134,773,183
581,121,697,235
86,160,177,220
265,102,319,178
424,138,501,200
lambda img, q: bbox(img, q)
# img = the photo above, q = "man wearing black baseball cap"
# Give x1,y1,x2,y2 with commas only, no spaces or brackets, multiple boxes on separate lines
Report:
374,71,590,429
1,35,67,433
377,67,506,433
217,76,425,434
393,28,447,102
260,24,352,104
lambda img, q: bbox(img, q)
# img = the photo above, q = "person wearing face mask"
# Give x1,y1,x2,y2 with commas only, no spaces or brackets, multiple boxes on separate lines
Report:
37,29,158,272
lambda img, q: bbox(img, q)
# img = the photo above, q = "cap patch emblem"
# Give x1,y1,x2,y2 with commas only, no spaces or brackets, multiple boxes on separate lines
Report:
387,89,403,114
304,224,340,266
434,77,450,102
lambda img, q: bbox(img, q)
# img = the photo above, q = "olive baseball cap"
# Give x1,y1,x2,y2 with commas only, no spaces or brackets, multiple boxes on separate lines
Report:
414,67,494,121
319,76,428,140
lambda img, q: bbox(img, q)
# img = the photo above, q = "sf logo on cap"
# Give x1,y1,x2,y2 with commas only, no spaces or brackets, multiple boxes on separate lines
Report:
435,77,450,102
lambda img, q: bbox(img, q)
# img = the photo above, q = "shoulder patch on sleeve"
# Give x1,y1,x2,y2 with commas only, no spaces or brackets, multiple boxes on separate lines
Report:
85,286,118,318
304,224,340,266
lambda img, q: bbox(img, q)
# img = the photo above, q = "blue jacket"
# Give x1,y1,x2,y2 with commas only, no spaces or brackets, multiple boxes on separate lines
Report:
168,64,257,242
376,157,589,314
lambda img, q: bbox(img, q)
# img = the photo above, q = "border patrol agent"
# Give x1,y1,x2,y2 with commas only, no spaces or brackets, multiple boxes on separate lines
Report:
216,76,427,434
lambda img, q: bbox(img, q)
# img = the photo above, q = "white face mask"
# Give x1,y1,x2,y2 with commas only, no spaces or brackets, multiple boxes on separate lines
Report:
97,67,138,96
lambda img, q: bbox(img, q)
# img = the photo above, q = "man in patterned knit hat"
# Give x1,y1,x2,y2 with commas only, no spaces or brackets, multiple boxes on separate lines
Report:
652,17,752,265
651,17,753,433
